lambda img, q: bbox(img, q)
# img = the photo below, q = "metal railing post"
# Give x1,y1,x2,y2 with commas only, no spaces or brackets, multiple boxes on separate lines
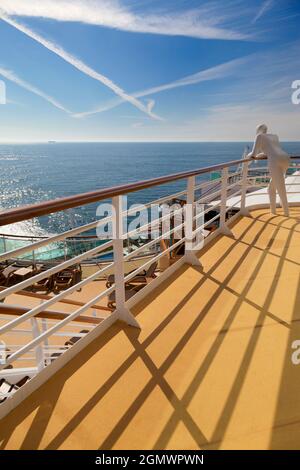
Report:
2,235,7,253
41,317,49,366
112,196,140,328
64,240,67,261
240,161,250,216
184,176,202,267
31,317,45,372
220,168,233,236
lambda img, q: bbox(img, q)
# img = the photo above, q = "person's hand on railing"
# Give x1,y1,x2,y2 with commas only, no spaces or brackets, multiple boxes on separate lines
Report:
254,153,267,160
247,152,267,160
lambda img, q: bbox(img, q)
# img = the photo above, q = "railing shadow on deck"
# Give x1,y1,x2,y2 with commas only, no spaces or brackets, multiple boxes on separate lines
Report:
1,208,299,449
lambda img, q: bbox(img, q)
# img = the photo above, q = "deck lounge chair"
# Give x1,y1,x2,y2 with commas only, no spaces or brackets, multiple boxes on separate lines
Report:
8,266,36,286
107,285,142,310
106,262,158,289
49,351,64,364
0,265,20,287
0,376,30,403
29,263,57,294
30,276,53,294
0,270,6,286
47,346,69,365
53,265,82,294
171,242,185,259
64,329,89,347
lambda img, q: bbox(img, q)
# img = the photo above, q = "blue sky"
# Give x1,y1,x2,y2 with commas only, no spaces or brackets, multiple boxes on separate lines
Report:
0,0,299,142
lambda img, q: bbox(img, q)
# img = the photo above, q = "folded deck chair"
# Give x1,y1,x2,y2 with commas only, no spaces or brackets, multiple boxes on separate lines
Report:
106,262,158,289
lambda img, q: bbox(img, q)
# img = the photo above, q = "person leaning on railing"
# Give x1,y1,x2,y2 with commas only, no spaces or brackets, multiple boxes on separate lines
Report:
247,124,290,217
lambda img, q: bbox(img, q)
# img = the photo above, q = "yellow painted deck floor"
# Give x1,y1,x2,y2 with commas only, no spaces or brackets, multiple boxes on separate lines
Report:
1,208,300,450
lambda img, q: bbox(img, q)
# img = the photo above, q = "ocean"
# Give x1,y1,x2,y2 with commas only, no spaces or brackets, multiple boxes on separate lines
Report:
1,141,299,237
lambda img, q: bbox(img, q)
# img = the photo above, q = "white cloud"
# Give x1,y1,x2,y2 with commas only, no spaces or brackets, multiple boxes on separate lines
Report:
0,0,250,40
73,56,249,118
178,102,300,141
0,66,71,113
0,13,163,120
252,0,274,23
117,101,299,142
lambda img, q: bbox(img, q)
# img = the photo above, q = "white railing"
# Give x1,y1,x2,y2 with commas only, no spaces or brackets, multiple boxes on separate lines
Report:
0,155,299,416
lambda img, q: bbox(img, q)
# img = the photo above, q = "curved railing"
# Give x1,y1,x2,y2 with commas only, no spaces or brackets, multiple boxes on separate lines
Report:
0,154,299,416
0,157,254,226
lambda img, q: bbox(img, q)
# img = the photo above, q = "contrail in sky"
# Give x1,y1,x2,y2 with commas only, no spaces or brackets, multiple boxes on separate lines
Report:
0,66,71,113
0,12,163,121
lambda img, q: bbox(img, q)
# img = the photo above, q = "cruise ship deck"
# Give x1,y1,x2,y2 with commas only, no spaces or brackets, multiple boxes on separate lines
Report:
1,207,300,450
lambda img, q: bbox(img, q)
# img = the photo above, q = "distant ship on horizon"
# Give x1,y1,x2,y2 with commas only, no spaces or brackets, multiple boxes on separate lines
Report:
48,140,57,144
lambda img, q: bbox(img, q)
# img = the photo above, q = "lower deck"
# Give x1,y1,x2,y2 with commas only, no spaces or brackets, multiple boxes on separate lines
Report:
1,208,300,449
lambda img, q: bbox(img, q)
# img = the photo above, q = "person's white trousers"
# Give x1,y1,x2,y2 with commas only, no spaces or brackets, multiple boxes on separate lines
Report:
268,158,290,217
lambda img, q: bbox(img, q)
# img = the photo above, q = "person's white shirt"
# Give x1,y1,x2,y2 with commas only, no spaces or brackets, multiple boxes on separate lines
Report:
248,133,289,163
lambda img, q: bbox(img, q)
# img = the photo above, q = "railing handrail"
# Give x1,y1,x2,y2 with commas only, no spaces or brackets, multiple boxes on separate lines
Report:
1,155,299,227
0,233,107,240
0,157,255,227
0,303,102,324
0,286,112,312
